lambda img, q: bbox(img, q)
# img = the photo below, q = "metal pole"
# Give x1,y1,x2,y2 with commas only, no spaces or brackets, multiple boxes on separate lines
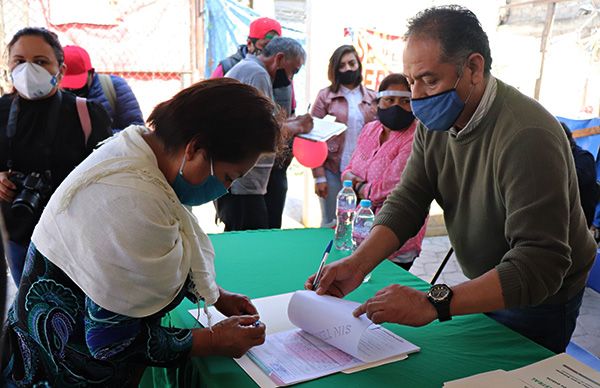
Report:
534,2,557,100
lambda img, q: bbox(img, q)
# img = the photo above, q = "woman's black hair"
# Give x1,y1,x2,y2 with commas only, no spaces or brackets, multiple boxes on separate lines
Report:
378,73,410,93
8,27,64,64
327,45,363,93
148,78,282,163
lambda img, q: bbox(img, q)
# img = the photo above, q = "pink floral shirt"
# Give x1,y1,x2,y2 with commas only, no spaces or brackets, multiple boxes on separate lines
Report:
343,120,427,256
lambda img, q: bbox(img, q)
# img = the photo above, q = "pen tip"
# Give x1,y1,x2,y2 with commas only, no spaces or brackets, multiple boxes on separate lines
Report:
326,240,333,252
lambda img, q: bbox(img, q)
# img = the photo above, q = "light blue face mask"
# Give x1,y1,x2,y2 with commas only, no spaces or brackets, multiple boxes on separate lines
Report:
171,155,227,206
410,75,472,132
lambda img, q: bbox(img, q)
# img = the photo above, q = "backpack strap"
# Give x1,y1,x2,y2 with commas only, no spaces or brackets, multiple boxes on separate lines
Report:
75,96,92,145
98,74,117,114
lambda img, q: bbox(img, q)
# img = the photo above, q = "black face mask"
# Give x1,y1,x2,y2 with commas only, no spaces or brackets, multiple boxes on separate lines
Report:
273,68,291,88
338,69,360,85
67,83,89,97
377,105,415,131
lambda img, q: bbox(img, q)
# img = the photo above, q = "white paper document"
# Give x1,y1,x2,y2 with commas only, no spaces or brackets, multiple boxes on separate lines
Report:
444,353,600,388
298,115,347,142
190,291,419,387
511,353,600,388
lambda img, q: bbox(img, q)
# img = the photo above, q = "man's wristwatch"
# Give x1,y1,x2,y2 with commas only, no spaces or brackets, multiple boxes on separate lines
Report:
427,284,453,322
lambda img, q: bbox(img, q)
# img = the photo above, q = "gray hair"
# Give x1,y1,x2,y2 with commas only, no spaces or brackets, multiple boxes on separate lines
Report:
262,37,306,61
405,5,492,76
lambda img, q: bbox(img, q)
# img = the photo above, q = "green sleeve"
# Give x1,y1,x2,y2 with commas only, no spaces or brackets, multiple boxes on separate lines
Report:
495,126,575,307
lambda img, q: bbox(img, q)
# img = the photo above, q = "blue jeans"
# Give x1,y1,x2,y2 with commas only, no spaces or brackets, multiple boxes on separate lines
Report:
319,169,342,227
6,240,27,286
486,288,585,353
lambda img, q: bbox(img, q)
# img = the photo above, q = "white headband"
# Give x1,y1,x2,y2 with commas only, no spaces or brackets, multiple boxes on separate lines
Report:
376,90,412,99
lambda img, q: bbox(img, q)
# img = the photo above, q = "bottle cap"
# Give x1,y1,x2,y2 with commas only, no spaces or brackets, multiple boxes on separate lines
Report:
343,180,353,187
360,199,371,207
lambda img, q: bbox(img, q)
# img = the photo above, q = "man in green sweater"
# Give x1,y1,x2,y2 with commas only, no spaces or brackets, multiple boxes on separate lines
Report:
306,5,596,353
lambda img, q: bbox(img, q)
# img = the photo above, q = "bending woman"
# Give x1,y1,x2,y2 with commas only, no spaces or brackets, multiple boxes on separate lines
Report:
2,78,280,386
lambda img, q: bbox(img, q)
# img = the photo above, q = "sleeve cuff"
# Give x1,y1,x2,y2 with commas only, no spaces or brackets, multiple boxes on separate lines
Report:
495,261,523,308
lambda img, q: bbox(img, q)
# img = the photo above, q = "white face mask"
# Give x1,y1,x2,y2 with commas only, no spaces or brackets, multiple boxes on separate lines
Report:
11,62,59,100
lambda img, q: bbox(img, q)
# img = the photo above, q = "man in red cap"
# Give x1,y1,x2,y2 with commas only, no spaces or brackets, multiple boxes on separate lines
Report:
61,45,144,133
210,16,282,78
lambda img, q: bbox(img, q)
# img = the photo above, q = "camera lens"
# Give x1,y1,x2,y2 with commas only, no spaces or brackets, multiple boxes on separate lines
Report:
12,190,42,215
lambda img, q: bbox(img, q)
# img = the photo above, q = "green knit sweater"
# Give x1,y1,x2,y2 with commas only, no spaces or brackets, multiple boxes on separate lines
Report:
375,79,596,308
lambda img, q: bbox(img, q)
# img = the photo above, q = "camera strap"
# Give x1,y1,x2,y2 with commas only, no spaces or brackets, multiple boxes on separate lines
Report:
6,91,62,175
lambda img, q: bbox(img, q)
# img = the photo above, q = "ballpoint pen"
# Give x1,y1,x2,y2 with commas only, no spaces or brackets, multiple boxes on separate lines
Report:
312,239,333,290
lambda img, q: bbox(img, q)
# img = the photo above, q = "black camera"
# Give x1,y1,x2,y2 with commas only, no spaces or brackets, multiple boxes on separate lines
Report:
9,171,53,214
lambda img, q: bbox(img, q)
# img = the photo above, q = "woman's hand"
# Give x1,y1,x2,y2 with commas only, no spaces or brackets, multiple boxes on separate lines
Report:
214,288,258,317
0,171,17,203
315,182,328,198
192,315,266,358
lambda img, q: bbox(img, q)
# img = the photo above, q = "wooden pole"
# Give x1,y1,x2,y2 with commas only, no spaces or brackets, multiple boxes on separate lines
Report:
534,1,556,100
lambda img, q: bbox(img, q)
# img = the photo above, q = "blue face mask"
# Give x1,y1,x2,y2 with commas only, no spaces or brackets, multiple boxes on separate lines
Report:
171,155,227,206
410,76,471,132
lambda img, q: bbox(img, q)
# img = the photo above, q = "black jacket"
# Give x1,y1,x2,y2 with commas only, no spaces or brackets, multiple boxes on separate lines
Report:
0,91,111,244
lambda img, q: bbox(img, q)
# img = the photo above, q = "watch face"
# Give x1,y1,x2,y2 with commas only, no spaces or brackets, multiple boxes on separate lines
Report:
429,284,450,301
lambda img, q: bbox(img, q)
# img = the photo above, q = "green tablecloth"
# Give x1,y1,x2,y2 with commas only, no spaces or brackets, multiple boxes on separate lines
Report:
140,228,553,387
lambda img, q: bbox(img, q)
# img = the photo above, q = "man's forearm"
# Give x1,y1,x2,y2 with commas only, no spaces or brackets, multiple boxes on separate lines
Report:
351,225,401,274
450,269,505,316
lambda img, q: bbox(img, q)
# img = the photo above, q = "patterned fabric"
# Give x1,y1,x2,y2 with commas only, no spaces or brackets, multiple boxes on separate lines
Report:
343,120,427,258
2,244,195,387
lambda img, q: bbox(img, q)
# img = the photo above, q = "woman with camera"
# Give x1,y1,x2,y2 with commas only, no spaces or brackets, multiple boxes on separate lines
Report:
0,27,112,285
2,78,278,386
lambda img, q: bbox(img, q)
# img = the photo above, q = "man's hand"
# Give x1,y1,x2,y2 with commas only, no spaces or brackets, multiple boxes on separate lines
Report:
352,284,437,327
304,256,366,298
214,288,258,317
192,315,265,358
0,171,17,203
315,182,328,198
286,114,313,137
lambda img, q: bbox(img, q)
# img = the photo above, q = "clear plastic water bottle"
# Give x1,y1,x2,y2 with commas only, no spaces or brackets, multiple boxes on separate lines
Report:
353,199,375,283
334,180,357,251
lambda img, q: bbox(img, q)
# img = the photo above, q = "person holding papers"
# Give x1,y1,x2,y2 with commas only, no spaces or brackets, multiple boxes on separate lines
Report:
2,79,277,386
217,37,312,231
306,5,596,355
311,45,377,227
342,73,427,271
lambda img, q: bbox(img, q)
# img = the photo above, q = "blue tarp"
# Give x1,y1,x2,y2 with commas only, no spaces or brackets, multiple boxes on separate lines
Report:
203,0,305,78
557,116,600,157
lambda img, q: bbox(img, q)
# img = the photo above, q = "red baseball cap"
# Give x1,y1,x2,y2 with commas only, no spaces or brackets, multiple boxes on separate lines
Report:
61,45,93,89
248,17,282,39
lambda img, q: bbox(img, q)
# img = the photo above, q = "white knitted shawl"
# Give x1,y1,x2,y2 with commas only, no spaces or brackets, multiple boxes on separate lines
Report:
31,125,219,318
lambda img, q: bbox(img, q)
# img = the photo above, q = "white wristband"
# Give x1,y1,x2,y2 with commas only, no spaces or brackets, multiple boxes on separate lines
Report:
314,176,327,184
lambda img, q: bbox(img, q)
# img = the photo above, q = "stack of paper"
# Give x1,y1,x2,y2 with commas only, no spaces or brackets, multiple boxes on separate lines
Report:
190,291,419,387
444,353,600,388
298,115,347,142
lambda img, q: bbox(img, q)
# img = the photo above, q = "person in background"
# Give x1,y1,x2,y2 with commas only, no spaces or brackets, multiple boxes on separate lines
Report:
306,5,596,354
61,44,144,133
210,18,298,229
217,37,312,231
210,17,282,78
311,45,377,227
2,79,277,385
0,27,112,286
560,121,599,227
342,73,426,270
